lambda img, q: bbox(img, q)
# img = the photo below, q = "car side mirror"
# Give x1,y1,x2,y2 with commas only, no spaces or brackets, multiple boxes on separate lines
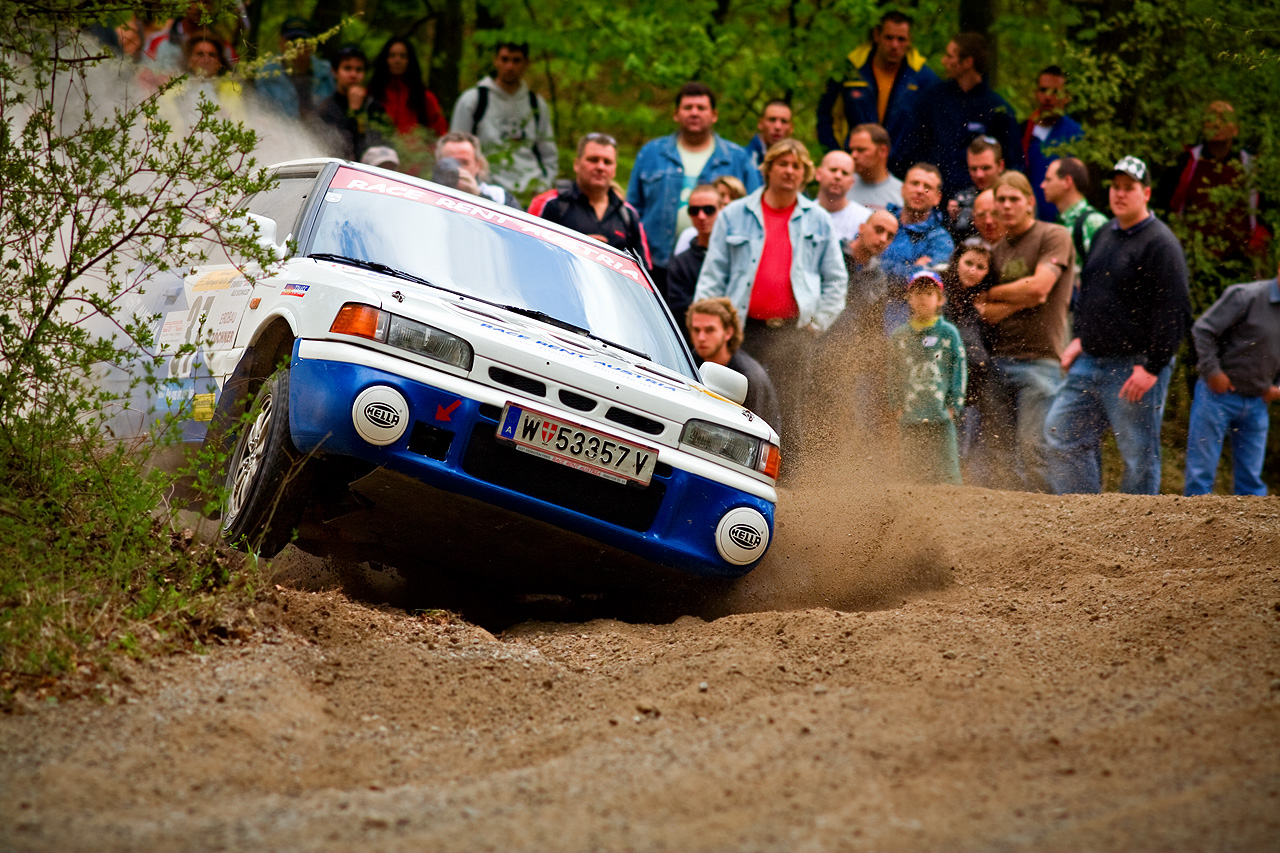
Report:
699,361,748,405
246,212,289,262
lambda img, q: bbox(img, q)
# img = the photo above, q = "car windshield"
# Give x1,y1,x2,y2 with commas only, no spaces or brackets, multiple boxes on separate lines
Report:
310,167,694,377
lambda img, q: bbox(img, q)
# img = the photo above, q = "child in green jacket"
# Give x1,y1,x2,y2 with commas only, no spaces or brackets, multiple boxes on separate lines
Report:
889,270,968,484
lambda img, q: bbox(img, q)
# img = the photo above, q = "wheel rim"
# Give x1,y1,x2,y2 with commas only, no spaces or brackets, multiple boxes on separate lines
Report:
224,393,274,527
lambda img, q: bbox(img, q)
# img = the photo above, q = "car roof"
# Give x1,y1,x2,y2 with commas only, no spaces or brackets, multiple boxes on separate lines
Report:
267,158,641,269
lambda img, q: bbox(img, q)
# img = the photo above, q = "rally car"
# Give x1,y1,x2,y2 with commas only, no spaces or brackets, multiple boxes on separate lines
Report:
116,159,780,579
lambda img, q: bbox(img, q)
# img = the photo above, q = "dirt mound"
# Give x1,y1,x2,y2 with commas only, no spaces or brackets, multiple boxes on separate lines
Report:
2,486,1277,851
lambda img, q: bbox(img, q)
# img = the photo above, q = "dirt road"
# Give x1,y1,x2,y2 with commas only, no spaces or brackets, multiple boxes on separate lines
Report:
2,475,1278,851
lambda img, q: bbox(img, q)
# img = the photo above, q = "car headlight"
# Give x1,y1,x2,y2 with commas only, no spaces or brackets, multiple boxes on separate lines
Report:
331,303,473,371
681,419,781,479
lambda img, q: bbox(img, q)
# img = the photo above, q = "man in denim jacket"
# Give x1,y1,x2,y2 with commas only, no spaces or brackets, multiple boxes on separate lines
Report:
693,139,847,463
627,82,762,288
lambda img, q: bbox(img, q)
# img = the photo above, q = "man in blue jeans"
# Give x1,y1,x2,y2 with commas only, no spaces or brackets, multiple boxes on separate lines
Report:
972,171,1074,492
1044,156,1191,494
1183,266,1280,495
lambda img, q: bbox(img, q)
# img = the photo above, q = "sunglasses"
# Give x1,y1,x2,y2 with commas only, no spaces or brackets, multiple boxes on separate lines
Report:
687,204,718,217
582,132,617,147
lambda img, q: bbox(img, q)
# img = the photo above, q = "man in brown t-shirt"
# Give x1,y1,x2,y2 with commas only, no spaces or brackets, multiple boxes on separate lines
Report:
973,170,1074,491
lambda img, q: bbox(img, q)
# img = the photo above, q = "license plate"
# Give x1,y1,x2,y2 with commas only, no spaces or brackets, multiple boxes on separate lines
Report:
496,404,659,485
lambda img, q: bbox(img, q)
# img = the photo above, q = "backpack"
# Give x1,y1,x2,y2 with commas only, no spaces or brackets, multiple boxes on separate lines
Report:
470,86,548,178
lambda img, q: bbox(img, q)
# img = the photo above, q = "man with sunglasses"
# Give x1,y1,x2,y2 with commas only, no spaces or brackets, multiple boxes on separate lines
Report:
664,184,724,335
529,132,650,265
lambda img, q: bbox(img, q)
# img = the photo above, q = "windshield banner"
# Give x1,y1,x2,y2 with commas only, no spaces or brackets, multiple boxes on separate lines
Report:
329,167,649,288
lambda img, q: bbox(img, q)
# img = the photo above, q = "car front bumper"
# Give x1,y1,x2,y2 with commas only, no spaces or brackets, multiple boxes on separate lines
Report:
286,339,775,578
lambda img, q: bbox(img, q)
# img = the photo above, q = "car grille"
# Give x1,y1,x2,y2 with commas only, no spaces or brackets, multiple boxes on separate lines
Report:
488,366,547,398
558,389,597,412
605,406,664,436
461,423,667,532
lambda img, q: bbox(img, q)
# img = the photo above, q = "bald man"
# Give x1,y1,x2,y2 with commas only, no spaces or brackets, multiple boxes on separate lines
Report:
813,150,872,242
819,208,901,439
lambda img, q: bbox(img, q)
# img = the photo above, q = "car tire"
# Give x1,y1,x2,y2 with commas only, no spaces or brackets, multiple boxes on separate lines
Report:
221,367,312,556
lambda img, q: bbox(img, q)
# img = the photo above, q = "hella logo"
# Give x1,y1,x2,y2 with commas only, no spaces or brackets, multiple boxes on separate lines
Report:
363,402,401,429
728,523,762,551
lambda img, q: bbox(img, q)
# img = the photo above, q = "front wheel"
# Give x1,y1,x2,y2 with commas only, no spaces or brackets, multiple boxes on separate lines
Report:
221,368,312,556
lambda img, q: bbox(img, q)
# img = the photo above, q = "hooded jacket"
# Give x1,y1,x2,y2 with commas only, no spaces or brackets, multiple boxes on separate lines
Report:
450,77,559,194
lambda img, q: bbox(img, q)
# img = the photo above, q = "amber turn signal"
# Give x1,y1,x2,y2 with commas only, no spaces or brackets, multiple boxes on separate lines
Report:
330,303,385,339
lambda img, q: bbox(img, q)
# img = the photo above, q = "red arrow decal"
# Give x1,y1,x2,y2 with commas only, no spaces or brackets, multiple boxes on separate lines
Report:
435,399,462,421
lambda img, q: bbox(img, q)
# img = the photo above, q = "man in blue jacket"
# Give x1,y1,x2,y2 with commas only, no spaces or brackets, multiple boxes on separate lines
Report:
879,163,954,331
693,139,847,461
1022,66,1084,222
902,33,1022,201
627,82,762,287
816,10,939,176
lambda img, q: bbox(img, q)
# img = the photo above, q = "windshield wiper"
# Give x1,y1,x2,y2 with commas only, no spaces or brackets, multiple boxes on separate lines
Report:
308,253,433,288
494,305,650,361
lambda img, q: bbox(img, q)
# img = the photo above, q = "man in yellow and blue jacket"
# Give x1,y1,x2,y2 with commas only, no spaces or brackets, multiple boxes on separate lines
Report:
816,10,939,178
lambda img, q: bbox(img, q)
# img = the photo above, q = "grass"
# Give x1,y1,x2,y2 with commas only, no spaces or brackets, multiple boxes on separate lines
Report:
0,432,264,708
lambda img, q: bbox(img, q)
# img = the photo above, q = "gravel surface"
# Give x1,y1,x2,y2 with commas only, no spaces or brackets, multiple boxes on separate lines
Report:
2,475,1278,851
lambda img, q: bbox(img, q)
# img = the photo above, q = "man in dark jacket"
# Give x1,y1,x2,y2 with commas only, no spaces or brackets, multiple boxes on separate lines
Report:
664,183,722,336
1045,156,1191,495
816,10,939,173
528,133,650,266
901,32,1022,200
317,45,376,161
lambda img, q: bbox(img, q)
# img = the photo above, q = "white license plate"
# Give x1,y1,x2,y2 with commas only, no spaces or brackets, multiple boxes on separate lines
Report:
496,404,659,485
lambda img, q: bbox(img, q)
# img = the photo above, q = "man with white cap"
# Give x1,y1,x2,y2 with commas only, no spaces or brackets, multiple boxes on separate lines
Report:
1044,155,1191,495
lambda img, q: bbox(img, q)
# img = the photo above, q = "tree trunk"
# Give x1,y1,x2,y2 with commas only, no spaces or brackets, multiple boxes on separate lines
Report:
958,0,996,85
432,0,465,111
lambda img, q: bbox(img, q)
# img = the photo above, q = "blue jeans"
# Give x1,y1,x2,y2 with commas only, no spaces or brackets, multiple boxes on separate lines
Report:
1183,379,1270,496
975,357,1063,492
1044,353,1172,495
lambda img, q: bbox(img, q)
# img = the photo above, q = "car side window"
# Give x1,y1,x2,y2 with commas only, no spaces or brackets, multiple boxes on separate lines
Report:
246,174,317,243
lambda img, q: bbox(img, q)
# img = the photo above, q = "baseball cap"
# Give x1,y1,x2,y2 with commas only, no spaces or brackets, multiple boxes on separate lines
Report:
908,269,944,290
1111,155,1150,186
361,146,400,169
280,17,312,40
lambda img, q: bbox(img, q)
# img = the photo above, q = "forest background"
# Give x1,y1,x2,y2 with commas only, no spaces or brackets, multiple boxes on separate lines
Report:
240,0,1280,482
0,0,1276,687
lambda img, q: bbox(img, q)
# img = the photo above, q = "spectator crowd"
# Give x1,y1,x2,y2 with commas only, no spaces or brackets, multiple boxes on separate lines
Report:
95,7,1279,497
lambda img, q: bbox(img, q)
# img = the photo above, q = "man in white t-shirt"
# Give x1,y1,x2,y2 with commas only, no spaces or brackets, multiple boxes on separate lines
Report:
846,122,904,211
626,81,761,288
813,150,872,242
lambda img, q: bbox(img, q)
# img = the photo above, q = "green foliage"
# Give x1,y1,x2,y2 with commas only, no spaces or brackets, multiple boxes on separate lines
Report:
0,0,280,685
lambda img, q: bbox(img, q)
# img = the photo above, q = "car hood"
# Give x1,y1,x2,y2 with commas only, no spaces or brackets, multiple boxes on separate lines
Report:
303,259,779,446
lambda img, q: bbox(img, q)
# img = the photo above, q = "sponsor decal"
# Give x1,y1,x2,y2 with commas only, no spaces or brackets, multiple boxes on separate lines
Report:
363,401,401,429
192,393,216,422
729,523,763,552
329,166,649,289
191,268,247,291
479,323,682,392
282,283,310,297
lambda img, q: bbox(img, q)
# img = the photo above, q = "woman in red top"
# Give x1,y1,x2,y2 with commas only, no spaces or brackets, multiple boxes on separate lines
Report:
367,37,448,138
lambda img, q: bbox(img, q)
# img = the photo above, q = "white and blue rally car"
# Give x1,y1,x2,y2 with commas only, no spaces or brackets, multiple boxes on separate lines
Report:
118,159,780,579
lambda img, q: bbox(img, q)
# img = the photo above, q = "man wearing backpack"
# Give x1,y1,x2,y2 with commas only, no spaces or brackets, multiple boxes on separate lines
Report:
450,42,558,195
1041,157,1107,264
528,133,651,266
